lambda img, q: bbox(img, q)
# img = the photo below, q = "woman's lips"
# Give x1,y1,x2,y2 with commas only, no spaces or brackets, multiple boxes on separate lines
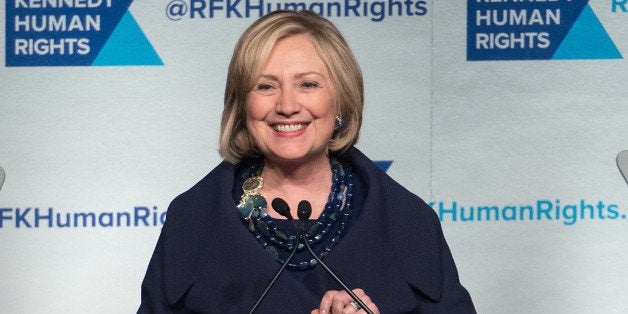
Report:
272,123,307,132
271,122,309,137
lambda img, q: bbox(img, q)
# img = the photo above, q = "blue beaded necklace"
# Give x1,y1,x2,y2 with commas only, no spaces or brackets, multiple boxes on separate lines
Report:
236,157,354,270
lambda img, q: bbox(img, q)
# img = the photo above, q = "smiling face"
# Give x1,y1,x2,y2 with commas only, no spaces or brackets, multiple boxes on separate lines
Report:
245,34,338,165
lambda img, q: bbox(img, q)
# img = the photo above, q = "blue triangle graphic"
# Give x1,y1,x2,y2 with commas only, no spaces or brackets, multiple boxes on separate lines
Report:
553,4,622,60
374,160,393,172
93,11,163,66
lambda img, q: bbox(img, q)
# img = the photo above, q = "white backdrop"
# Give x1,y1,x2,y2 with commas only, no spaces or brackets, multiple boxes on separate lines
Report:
1,0,627,313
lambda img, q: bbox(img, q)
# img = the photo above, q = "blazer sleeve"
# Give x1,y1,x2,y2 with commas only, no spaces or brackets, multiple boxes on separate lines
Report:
346,147,476,312
137,196,197,314
391,201,476,313
431,209,476,313
138,226,170,313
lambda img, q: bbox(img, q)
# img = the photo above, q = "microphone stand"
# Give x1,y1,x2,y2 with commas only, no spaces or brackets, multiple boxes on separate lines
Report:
249,198,298,314
249,198,374,314
296,200,374,314
249,243,298,314
300,227,375,314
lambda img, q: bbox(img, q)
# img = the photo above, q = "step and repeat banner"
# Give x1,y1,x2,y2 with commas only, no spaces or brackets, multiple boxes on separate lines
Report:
1,0,627,313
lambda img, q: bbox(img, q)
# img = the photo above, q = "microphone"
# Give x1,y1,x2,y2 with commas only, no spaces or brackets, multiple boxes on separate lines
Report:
0,166,5,191
618,150,628,184
297,200,311,221
297,200,375,314
272,197,293,220
249,198,299,314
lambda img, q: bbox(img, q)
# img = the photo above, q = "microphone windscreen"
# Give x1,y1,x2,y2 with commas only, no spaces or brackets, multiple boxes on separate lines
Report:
272,197,293,220
297,200,312,221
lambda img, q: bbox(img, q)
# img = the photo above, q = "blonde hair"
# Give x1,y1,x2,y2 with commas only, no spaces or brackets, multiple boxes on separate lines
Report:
219,10,364,164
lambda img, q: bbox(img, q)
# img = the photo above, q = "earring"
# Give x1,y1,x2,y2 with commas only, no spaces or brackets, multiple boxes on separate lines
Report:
335,116,343,129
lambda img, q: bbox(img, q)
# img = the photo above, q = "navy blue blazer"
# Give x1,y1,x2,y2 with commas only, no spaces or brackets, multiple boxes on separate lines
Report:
138,147,475,313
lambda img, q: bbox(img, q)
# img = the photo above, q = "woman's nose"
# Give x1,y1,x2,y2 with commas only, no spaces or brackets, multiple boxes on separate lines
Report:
275,87,301,116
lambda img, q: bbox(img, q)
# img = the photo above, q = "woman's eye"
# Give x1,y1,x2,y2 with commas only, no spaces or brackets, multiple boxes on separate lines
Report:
300,81,319,88
254,83,277,95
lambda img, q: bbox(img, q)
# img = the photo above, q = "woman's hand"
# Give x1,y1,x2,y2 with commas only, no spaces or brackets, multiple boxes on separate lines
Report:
310,289,380,314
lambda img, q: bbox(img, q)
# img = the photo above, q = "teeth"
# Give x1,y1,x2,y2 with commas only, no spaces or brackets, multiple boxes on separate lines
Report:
273,124,306,132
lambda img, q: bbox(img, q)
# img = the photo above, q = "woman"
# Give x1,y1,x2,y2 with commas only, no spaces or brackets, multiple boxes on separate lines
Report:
139,10,475,313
